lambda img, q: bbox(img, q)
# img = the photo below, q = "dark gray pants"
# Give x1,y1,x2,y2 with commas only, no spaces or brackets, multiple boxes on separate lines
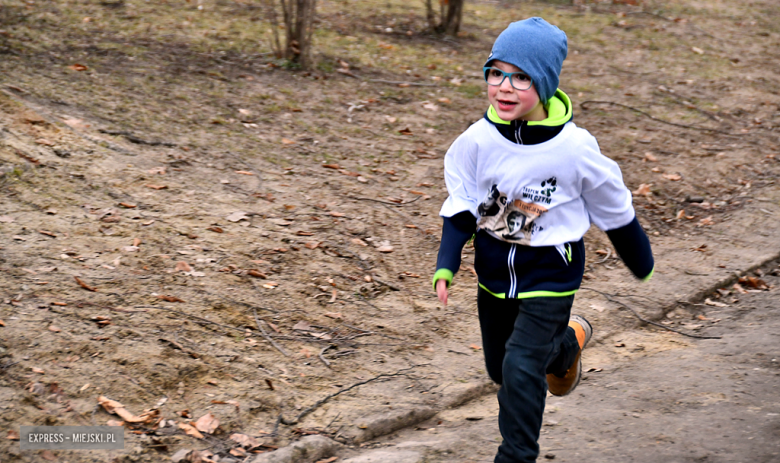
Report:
477,288,580,463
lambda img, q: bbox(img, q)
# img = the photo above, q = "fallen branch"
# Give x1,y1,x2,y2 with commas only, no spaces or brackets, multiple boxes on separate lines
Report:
253,309,289,357
99,129,177,147
580,101,740,136
580,287,721,339
278,365,420,426
368,79,437,87
347,195,422,207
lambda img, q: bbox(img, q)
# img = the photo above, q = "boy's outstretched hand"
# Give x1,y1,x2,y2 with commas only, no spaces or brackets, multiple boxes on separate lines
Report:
436,279,448,306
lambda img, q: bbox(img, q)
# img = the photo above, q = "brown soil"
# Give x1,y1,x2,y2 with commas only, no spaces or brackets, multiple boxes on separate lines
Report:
0,0,779,462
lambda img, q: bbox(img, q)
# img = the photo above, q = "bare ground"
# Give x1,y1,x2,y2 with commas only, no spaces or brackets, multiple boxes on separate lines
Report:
0,0,779,462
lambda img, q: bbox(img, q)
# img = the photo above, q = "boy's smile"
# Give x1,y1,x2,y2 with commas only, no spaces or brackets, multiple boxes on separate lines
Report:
487,61,547,122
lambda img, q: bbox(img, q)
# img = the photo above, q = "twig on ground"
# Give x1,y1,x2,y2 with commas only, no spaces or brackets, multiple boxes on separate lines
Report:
371,276,401,292
253,309,290,357
580,101,740,136
368,79,437,87
318,345,335,368
278,365,421,426
135,305,248,336
580,287,721,339
98,129,177,147
347,195,422,207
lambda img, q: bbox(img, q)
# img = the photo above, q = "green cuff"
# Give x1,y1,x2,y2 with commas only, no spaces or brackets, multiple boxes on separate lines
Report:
641,267,655,282
432,269,454,290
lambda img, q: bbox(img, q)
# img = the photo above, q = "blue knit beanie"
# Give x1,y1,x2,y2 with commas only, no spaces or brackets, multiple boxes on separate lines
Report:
484,17,568,103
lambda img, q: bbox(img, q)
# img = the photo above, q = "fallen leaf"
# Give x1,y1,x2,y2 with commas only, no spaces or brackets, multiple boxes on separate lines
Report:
148,167,167,175
170,449,193,463
48,325,62,333
98,396,149,423
589,303,605,313
41,450,57,461
144,184,168,190
157,295,184,302
247,269,268,279
644,152,658,162
677,209,686,219
385,116,397,123
281,138,297,145
225,211,248,222
0,215,15,223
178,422,204,439
398,128,413,135
230,448,248,457
324,312,343,319
662,173,682,181
0,320,5,327
692,46,704,55
422,102,439,111
7,430,20,440
32,367,45,374
304,242,321,250
469,344,482,351
296,231,313,236
698,216,714,227
293,320,312,331
74,276,97,292
195,413,219,434
740,276,768,290
36,138,55,146
69,63,88,71
175,261,193,273
207,226,223,233
704,298,728,307
632,183,652,196
230,433,260,448
377,245,394,253
438,97,451,104
262,282,279,289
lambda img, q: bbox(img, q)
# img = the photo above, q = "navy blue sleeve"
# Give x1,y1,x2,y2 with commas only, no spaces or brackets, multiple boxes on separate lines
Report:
605,216,654,280
433,211,476,287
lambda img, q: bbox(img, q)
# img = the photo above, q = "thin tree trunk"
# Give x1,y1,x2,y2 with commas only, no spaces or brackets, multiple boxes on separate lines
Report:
442,0,463,35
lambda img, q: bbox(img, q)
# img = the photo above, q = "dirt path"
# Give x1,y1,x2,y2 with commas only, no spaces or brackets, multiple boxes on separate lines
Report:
335,267,780,463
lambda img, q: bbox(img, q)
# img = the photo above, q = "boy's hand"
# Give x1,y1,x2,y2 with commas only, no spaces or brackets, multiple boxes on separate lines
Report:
436,279,449,306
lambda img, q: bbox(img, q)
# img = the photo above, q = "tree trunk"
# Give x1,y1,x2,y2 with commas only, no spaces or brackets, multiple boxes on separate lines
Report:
269,0,317,69
441,0,463,35
426,0,465,36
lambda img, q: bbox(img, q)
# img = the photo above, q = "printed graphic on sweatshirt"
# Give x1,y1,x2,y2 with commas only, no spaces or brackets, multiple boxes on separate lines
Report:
477,184,549,244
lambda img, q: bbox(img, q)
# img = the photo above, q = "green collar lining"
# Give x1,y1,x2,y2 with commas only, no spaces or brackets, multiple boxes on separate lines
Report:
487,89,572,128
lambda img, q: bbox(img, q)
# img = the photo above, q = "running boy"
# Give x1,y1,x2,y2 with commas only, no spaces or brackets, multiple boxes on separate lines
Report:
432,17,654,462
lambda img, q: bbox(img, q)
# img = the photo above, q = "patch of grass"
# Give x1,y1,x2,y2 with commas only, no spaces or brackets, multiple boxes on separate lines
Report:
456,84,484,99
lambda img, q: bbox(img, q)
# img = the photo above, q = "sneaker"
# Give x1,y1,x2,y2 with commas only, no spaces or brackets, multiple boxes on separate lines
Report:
547,314,593,397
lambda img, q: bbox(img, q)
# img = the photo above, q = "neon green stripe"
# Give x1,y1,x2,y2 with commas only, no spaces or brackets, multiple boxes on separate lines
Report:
487,89,572,127
514,289,578,299
432,268,454,290
478,283,506,299
479,283,577,300
642,267,654,282
565,244,572,263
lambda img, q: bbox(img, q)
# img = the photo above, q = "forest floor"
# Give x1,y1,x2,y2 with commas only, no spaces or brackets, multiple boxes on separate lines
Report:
0,0,779,462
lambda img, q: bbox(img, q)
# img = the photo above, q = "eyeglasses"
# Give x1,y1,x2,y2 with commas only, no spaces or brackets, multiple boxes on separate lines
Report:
483,67,533,91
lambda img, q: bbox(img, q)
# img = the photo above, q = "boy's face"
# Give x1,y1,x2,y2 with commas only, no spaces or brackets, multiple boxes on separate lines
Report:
487,61,546,122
